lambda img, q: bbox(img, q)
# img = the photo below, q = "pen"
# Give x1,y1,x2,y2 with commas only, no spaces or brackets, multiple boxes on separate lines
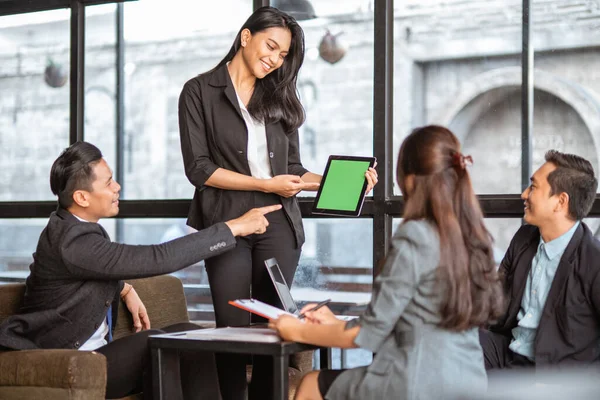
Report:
298,298,331,320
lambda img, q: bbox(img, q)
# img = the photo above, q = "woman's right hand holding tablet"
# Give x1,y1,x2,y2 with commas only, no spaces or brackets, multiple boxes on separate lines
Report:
263,175,318,197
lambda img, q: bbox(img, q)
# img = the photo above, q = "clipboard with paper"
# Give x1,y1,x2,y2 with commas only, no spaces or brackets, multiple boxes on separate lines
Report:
228,258,357,322
228,299,297,320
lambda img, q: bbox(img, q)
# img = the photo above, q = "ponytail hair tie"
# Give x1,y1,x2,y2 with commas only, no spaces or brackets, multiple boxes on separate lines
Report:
452,152,473,170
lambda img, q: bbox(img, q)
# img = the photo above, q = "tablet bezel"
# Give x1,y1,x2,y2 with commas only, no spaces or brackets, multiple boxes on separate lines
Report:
311,155,376,217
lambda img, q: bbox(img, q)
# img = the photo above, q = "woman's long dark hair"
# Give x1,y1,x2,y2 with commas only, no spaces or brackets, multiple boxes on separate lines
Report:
397,125,504,331
211,6,305,133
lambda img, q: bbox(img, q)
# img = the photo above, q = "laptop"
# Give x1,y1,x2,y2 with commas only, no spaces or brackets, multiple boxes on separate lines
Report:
264,257,357,321
264,257,301,316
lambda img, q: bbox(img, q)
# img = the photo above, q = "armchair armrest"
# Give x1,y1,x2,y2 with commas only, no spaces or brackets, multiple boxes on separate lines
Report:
114,275,189,340
0,349,106,400
290,350,314,374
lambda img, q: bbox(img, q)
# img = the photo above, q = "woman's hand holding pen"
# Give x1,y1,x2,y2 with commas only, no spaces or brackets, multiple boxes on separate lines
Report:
269,314,302,341
270,304,344,342
263,175,319,197
298,304,338,325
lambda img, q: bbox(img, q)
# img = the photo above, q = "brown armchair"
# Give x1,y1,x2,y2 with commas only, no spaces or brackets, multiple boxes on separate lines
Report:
0,275,313,400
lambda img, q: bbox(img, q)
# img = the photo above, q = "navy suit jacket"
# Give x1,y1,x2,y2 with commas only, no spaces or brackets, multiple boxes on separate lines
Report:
489,222,600,366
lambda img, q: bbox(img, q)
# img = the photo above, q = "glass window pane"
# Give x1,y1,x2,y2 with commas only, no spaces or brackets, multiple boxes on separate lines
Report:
394,217,521,267
485,218,522,265
117,217,374,366
296,217,373,369
292,218,373,306
0,10,71,201
115,218,374,322
85,4,117,166
121,1,374,200
393,1,522,195
103,218,212,318
0,219,47,282
532,0,599,177
296,1,374,197
122,0,252,200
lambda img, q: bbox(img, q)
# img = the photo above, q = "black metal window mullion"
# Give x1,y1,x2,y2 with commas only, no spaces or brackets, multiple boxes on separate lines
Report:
115,3,126,242
6,3,600,233
372,0,394,276
70,1,85,144
521,0,533,192
0,1,134,17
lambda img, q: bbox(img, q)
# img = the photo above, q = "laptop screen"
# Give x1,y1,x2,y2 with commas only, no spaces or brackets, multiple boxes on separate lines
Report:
264,258,299,315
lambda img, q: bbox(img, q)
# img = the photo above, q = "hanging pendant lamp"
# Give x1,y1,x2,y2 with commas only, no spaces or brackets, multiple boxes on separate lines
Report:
271,0,317,21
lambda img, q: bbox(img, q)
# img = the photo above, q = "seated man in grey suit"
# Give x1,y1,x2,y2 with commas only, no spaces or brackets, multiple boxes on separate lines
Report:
480,150,600,371
0,141,281,399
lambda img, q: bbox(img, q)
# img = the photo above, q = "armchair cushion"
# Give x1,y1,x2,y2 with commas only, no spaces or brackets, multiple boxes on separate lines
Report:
0,283,26,324
290,350,313,374
0,349,106,400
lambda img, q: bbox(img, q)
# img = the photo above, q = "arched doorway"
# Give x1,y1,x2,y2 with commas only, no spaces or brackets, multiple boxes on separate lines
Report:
433,67,600,253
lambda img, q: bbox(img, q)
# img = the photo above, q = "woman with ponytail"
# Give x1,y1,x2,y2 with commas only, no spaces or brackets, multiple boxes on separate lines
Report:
270,125,505,400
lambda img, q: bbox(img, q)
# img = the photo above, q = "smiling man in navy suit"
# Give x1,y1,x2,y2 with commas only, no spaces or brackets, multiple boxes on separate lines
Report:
480,150,600,371
0,141,280,399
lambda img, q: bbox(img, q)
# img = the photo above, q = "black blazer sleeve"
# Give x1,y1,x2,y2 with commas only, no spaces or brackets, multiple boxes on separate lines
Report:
287,129,309,178
497,224,536,286
498,233,515,287
589,262,600,318
179,80,220,188
59,221,236,280
488,225,520,334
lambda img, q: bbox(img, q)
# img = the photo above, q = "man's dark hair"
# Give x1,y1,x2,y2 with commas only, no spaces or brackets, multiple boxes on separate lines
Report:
50,142,103,209
545,150,598,220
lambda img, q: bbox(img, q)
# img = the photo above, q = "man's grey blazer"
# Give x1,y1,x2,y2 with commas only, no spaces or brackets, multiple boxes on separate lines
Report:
0,207,236,350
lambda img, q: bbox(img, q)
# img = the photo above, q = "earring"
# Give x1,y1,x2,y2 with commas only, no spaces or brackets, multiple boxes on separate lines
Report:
242,41,246,47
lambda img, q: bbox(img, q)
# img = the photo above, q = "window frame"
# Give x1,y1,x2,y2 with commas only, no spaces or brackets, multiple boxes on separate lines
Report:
4,0,600,285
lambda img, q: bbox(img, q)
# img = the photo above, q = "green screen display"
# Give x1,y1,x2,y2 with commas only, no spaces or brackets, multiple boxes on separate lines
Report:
316,160,370,211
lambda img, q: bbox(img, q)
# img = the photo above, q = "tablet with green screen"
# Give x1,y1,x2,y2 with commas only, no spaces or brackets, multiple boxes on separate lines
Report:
312,155,376,217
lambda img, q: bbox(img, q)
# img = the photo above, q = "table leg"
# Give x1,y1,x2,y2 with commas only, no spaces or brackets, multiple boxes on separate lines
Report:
319,347,332,370
272,354,289,400
151,347,180,400
151,347,162,399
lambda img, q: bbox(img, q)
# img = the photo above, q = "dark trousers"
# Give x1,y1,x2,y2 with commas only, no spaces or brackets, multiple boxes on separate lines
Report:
205,192,302,400
97,322,220,400
479,329,535,370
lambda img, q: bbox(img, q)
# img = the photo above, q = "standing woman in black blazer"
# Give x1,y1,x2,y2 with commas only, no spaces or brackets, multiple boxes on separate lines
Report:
179,6,377,400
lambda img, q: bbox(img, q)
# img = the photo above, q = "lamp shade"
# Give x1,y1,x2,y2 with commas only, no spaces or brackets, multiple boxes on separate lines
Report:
271,0,316,21
44,60,68,88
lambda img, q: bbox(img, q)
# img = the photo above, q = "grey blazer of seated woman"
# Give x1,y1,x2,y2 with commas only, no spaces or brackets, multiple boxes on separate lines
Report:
325,219,487,400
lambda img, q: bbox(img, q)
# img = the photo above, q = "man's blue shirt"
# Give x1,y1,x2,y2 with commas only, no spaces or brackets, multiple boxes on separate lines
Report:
509,221,580,360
